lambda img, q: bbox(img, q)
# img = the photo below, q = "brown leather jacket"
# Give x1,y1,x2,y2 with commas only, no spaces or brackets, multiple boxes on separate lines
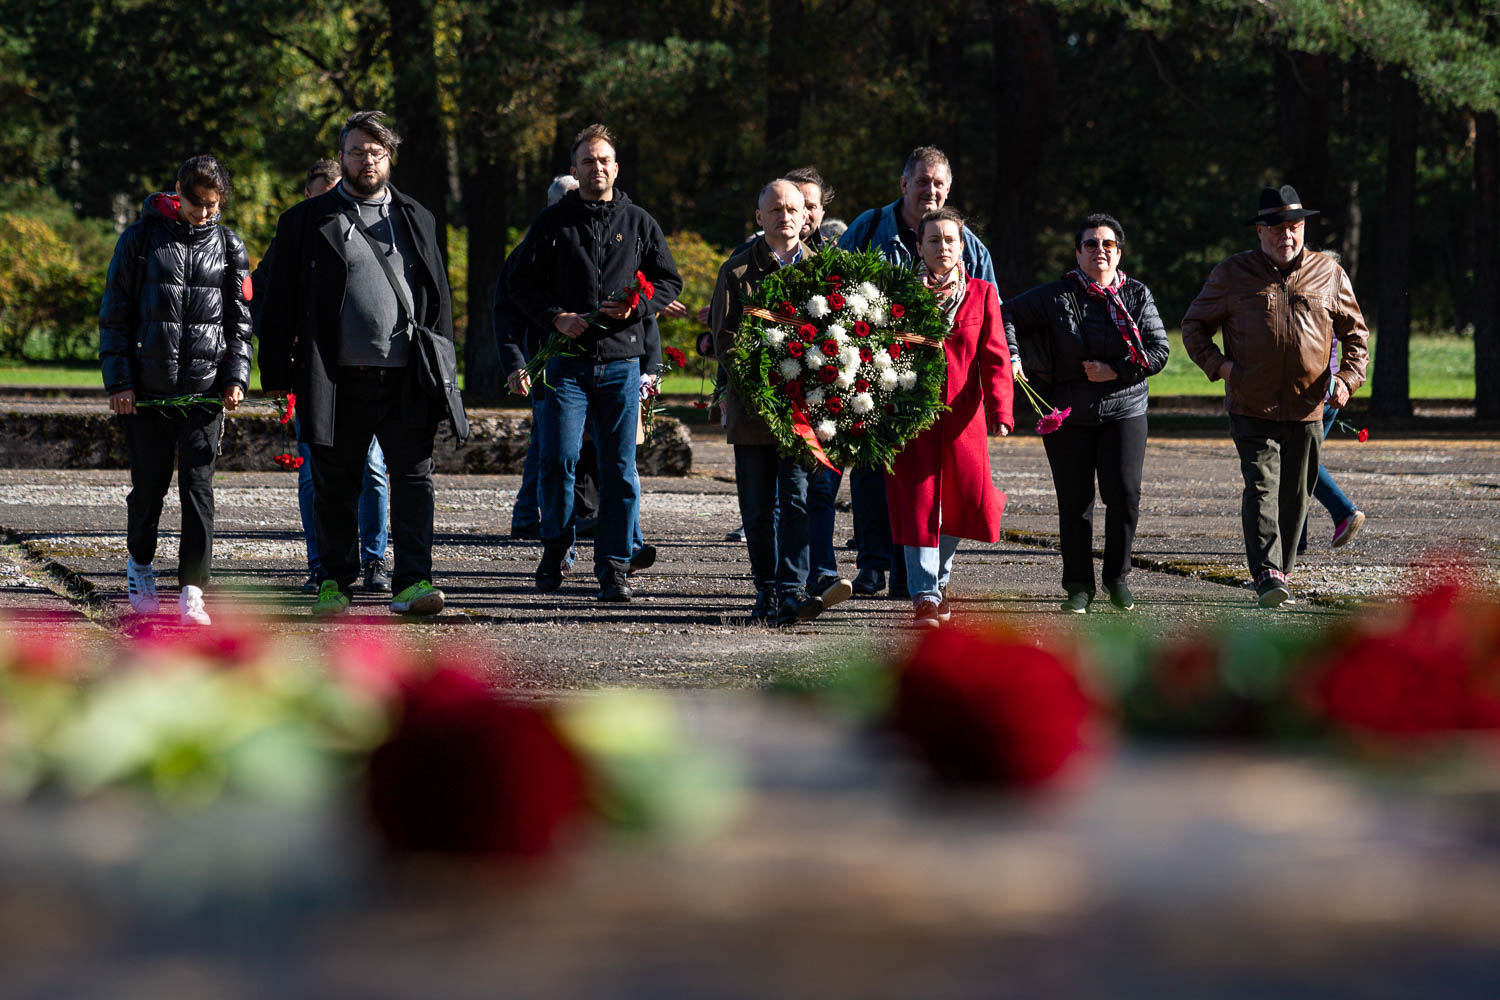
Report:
709,236,813,446
1181,248,1369,422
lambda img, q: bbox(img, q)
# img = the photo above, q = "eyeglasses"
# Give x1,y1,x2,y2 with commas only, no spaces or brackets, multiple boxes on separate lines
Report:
344,147,389,164
1081,239,1119,252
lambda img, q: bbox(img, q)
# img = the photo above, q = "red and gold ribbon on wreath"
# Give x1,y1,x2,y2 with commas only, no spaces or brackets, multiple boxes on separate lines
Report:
785,380,838,473
742,306,943,347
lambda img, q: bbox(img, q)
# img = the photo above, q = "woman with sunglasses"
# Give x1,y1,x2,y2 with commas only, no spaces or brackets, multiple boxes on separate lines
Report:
1003,213,1169,613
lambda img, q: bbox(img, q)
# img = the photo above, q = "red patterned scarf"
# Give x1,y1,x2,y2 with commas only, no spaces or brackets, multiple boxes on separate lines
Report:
1067,269,1147,367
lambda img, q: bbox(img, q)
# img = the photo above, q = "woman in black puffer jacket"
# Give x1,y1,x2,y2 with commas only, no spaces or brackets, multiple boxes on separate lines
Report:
98,154,253,626
1003,213,1170,615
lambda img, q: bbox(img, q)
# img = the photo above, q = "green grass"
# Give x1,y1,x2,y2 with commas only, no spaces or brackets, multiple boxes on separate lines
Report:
2,334,1478,400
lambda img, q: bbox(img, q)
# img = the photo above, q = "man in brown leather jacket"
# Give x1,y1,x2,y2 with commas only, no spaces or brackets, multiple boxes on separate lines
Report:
1182,185,1369,608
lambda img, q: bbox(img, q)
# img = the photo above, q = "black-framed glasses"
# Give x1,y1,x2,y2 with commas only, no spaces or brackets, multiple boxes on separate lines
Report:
344,147,389,164
1082,238,1119,252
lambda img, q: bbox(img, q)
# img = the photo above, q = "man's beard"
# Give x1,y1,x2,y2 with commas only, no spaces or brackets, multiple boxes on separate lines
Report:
342,165,385,199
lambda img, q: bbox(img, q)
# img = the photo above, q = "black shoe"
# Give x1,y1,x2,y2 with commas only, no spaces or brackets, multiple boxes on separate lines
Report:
844,536,858,550
810,576,853,610
750,589,777,622
510,523,541,540
936,595,952,622
912,599,942,630
1257,583,1292,609
599,561,632,603
1107,581,1134,611
302,571,320,595
627,544,656,577
1061,591,1091,614
575,516,599,540
535,543,570,593
889,579,910,602
363,559,392,593
725,526,746,543
852,568,886,596
774,591,824,626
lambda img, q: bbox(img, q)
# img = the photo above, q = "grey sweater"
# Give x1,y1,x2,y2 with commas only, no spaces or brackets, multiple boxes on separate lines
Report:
336,187,418,367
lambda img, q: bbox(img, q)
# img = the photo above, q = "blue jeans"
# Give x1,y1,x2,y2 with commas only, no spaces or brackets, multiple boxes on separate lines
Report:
806,464,842,587
904,535,961,606
1313,407,1358,524
539,356,640,579
849,467,895,574
510,396,544,533
298,420,389,572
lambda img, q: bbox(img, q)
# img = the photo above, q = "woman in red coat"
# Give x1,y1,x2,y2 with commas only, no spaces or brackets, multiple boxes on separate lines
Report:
886,208,1014,628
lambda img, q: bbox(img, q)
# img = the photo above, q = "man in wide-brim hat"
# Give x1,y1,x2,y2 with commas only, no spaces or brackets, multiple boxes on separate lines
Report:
1180,183,1370,608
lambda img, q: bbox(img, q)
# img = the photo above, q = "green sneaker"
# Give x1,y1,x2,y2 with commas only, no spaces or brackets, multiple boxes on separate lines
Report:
390,580,445,616
311,580,351,616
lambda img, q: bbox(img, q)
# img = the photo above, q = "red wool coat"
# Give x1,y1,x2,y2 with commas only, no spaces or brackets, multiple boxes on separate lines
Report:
886,278,1014,547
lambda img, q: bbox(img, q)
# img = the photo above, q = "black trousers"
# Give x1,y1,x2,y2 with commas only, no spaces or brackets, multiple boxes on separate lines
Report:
1041,414,1148,595
1228,414,1321,588
119,406,222,587
310,367,437,596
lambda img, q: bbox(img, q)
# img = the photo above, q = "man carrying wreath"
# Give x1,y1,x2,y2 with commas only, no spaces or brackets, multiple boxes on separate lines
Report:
710,179,851,625
508,124,682,603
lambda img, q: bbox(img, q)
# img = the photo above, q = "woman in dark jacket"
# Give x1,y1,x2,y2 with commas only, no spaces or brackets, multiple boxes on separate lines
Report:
1003,213,1169,613
98,154,253,625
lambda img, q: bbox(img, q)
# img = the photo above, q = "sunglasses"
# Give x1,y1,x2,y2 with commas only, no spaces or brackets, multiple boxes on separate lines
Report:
1081,239,1119,252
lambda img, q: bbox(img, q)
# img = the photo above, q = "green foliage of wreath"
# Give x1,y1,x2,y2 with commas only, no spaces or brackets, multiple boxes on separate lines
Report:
727,247,950,471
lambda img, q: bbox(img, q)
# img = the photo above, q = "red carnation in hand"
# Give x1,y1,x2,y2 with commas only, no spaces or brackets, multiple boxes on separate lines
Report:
827,274,843,289
853,321,871,338
778,301,796,317
855,378,870,392
828,292,846,311
818,366,839,384
890,303,906,319
820,338,840,357
825,396,845,414
280,393,296,425
892,627,1093,788
366,667,589,857
888,341,903,359
859,347,873,363
664,346,687,369
787,340,806,358
625,291,641,312
798,324,818,343
1357,428,1370,443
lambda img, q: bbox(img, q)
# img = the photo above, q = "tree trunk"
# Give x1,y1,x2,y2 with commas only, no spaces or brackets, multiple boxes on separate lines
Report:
385,0,449,263
987,1,1055,296
764,0,804,176
1278,50,1330,243
1372,73,1417,418
1476,110,1500,418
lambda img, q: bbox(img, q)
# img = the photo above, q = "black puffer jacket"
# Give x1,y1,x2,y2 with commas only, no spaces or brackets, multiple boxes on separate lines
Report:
99,193,253,398
507,189,682,361
1002,275,1169,425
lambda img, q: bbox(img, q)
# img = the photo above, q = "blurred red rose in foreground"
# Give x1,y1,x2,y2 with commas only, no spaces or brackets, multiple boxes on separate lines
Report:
367,666,589,856
892,626,1094,788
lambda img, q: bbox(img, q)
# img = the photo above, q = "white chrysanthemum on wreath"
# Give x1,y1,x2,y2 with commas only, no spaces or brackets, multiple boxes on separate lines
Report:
873,349,893,369
879,368,899,391
815,420,837,442
898,370,918,391
835,368,856,390
855,281,882,302
766,328,787,346
828,322,849,343
851,392,875,414
806,294,830,320
844,292,869,319
866,303,889,326
840,345,862,368
805,388,826,407
778,358,803,381
804,346,826,369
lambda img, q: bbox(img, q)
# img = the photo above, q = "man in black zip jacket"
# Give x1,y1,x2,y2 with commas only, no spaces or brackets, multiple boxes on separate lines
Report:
259,110,458,619
508,123,683,602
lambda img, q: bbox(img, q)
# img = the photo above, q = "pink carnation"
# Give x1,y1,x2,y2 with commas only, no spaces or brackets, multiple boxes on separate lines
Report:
1036,406,1072,435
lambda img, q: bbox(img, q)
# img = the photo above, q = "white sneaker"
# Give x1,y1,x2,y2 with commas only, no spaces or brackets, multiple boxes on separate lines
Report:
179,585,212,626
126,559,160,614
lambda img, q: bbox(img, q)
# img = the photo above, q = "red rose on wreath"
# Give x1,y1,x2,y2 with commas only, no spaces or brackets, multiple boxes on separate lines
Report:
855,378,870,392
787,340,805,358
859,347,873,363
853,321,871,338
828,292,846,311
849,420,867,436
828,274,843,289
769,370,782,386
778,301,796,317
826,396,845,414
799,324,817,343
888,341,903,359
818,366,839,384
783,379,803,399
820,338,840,357
891,303,906,319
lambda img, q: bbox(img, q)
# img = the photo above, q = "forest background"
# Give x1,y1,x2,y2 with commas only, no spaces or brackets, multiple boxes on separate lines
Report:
1,0,1498,417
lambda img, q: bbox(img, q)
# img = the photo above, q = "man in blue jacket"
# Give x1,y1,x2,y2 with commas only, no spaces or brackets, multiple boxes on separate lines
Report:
508,124,683,603
834,146,1003,598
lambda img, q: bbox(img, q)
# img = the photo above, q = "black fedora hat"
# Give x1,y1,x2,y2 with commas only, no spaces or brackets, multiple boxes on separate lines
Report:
1246,184,1319,225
